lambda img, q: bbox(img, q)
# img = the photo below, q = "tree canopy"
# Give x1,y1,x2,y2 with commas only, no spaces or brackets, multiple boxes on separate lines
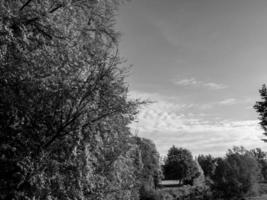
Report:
197,154,216,178
211,147,260,199
163,146,200,184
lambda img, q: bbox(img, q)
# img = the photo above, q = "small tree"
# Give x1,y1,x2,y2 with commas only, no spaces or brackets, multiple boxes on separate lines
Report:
163,146,199,184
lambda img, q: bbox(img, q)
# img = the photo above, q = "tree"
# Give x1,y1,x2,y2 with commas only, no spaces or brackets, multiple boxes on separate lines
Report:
198,154,217,178
250,148,267,182
211,147,260,199
133,137,162,189
163,146,200,184
0,0,143,199
254,84,267,141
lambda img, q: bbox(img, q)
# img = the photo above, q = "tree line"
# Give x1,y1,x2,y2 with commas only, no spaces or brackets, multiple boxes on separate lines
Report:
155,145,266,200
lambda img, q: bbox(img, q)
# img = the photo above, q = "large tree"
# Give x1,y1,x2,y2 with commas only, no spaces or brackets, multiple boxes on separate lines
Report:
0,0,142,199
163,146,199,184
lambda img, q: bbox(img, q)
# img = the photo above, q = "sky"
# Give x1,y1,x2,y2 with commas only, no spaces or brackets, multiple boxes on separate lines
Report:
116,0,267,156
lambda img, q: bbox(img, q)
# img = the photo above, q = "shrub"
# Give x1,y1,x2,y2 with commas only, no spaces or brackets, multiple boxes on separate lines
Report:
139,185,161,200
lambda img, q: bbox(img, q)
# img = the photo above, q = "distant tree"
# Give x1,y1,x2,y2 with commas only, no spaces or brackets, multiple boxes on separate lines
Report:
163,146,200,184
254,84,267,141
250,148,267,182
197,154,216,178
250,148,266,160
211,147,260,199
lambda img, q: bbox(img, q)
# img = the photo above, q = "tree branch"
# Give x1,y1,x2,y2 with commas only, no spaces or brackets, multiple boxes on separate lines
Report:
20,0,33,11
49,4,64,13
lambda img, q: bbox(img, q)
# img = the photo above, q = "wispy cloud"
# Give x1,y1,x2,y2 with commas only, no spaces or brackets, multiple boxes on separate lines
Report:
218,98,237,105
173,77,227,90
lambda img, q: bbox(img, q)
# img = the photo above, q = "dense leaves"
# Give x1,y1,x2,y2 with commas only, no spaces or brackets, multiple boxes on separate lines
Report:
197,155,216,179
254,84,267,140
133,137,162,189
211,147,260,199
0,0,144,199
250,148,267,182
163,146,200,184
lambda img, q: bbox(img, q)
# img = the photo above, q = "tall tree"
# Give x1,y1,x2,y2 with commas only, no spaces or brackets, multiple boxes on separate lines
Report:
0,0,142,199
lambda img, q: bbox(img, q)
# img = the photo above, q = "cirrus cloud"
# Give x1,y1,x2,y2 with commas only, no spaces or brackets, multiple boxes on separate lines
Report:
173,77,228,90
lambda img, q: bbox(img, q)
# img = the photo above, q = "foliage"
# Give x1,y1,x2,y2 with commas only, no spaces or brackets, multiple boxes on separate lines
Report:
163,146,200,184
254,84,267,140
193,159,205,186
159,185,212,200
250,148,267,182
0,0,143,199
211,147,260,199
197,154,216,178
133,137,162,189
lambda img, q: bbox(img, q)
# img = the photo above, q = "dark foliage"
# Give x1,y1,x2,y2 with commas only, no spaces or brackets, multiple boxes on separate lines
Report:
163,146,200,184
211,147,260,199
254,84,267,140
197,154,216,178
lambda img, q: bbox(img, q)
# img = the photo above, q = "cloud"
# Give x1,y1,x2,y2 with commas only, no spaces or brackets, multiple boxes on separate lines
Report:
218,98,237,105
196,97,253,110
129,91,266,156
173,77,227,90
